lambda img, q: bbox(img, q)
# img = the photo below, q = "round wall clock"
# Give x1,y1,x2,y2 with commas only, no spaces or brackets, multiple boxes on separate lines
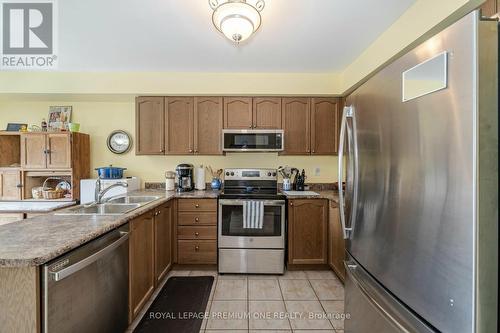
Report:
107,130,132,154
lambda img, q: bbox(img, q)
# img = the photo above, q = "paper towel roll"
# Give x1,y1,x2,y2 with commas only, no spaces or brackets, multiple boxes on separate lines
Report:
195,166,206,190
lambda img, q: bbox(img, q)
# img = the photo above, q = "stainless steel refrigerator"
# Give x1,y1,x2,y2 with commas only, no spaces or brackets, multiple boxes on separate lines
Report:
338,11,498,333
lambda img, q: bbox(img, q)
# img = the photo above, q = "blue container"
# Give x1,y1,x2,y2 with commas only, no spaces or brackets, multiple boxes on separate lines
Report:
211,178,221,190
95,165,126,179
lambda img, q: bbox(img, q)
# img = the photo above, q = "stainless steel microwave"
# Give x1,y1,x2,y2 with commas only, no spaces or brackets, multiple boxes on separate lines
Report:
222,129,284,152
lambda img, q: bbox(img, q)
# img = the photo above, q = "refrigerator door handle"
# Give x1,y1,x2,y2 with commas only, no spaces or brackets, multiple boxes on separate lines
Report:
348,106,359,239
338,106,350,239
338,106,359,239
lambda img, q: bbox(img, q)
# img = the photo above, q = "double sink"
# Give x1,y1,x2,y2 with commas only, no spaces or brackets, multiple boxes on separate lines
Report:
56,195,160,216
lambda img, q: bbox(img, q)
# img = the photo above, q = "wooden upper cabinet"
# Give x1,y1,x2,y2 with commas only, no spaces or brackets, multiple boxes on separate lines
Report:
194,97,223,155
46,133,71,169
129,212,155,322
311,98,339,155
154,202,173,284
0,169,22,200
281,98,311,155
480,0,499,17
165,97,194,154
21,133,46,169
288,199,328,265
253,97,282,129
224,97,253,129
136,97,165,155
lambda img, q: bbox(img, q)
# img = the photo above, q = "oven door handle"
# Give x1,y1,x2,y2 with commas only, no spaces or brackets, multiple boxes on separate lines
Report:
219,199,285,206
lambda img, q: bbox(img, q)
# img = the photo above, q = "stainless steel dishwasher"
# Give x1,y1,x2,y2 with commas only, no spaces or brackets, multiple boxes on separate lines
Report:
42,224,129,333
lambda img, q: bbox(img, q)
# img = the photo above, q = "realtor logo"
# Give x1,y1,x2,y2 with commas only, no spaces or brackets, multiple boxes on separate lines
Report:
1,0,57,69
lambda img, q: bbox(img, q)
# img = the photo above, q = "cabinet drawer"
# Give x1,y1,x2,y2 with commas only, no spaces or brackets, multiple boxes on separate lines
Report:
177,199,217,212
178,240,217,264
178,212,217,226
178,226,217,240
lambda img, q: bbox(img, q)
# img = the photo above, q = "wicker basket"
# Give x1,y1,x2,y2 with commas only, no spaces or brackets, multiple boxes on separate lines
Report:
42,177,66,200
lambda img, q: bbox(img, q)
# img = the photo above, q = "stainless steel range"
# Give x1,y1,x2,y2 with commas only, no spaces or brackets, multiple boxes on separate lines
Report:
218,168,286,274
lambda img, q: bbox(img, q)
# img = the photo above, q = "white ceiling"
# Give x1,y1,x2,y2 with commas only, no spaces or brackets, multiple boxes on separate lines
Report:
58,0,415,72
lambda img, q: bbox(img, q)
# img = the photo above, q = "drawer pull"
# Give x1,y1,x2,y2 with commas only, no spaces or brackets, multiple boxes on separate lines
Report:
195,204,200,208
195,217,200,222
195,246,200,251
195,232,199,237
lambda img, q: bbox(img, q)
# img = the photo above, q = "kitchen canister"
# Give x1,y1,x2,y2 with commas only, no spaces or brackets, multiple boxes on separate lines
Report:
165,171,175,191
283,178,292,191
195,165,206,190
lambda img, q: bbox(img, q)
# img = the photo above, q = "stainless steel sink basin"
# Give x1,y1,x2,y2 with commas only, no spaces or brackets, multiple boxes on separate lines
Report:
57,203,141,216
107,196,160,204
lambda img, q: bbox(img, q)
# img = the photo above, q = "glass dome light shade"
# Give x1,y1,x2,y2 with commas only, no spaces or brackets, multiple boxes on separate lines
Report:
212,1,262,43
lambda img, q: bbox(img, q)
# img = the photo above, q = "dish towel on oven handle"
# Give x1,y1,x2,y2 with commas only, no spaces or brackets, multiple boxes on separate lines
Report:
243,201,264,229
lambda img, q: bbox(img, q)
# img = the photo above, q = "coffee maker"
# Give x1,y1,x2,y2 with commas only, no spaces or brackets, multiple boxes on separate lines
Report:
176,164,194,192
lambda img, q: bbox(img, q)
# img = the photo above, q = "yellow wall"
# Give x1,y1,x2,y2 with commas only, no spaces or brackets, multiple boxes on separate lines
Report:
0,100,339,186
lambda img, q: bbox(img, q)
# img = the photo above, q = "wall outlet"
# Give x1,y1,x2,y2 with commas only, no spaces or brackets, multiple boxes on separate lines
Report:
314,167,321,176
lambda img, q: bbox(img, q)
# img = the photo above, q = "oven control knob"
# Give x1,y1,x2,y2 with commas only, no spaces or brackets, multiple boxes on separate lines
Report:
272,172,277,176
225,172,229,176
267,172,271,176
230,172,234,176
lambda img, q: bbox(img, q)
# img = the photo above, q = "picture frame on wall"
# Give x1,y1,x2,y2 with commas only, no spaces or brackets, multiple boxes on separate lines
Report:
48,106,72,130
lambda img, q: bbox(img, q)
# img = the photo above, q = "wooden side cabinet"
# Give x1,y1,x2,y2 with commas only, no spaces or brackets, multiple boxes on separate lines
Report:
328,201,346,282
154,201,174,284
129,212,155,322
0,168,22,200
288,199,328,265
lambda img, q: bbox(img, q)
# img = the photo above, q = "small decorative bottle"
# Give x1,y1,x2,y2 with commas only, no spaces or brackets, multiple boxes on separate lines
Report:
41,118,47,132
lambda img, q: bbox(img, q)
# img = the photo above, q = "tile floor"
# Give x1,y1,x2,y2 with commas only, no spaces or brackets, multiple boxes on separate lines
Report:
128,269,345,333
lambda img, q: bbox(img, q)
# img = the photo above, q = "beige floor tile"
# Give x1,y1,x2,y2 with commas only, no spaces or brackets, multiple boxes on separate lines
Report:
167,269,191,277
310,280,344,300
206,300,248,330
321,300,345,329
248,274,280,280
249,330,292,333
293,330,338,333
285,300,333,330
249,279,283,300
279,279,317,300
214,279,247,300
189,270,219,278
279,270,307,280
249,300,291,330
218,273,248,280
305,270,338,280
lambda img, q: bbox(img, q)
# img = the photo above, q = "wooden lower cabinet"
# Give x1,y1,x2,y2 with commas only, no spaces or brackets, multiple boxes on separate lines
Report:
176,198,217,265
328,202,346,282
0,168,22,200
129,211,155,322
288,199,328,265
154,201,173,285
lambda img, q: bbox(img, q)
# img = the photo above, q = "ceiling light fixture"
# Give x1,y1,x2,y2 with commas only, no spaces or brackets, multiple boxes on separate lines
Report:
209,0,265,43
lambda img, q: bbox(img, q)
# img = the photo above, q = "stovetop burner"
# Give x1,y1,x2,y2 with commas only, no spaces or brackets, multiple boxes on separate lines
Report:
220,168,285,200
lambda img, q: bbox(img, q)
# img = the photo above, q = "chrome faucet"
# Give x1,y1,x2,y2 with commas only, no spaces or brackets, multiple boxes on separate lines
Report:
95,178,128,204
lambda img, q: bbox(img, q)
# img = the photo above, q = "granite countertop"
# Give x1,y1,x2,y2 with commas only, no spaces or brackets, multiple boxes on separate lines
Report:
0,201,77,213
281,190,339,204
0,189,220,268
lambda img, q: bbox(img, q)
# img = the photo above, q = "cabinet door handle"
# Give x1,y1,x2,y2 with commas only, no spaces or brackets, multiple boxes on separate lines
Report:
189,149,193,153
195,217,200,222
290,202,294,206
195,232,199,236
312,150,315,153
16,184,23,188
194,150,198,153
195,246,200,251
157,211,161,215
